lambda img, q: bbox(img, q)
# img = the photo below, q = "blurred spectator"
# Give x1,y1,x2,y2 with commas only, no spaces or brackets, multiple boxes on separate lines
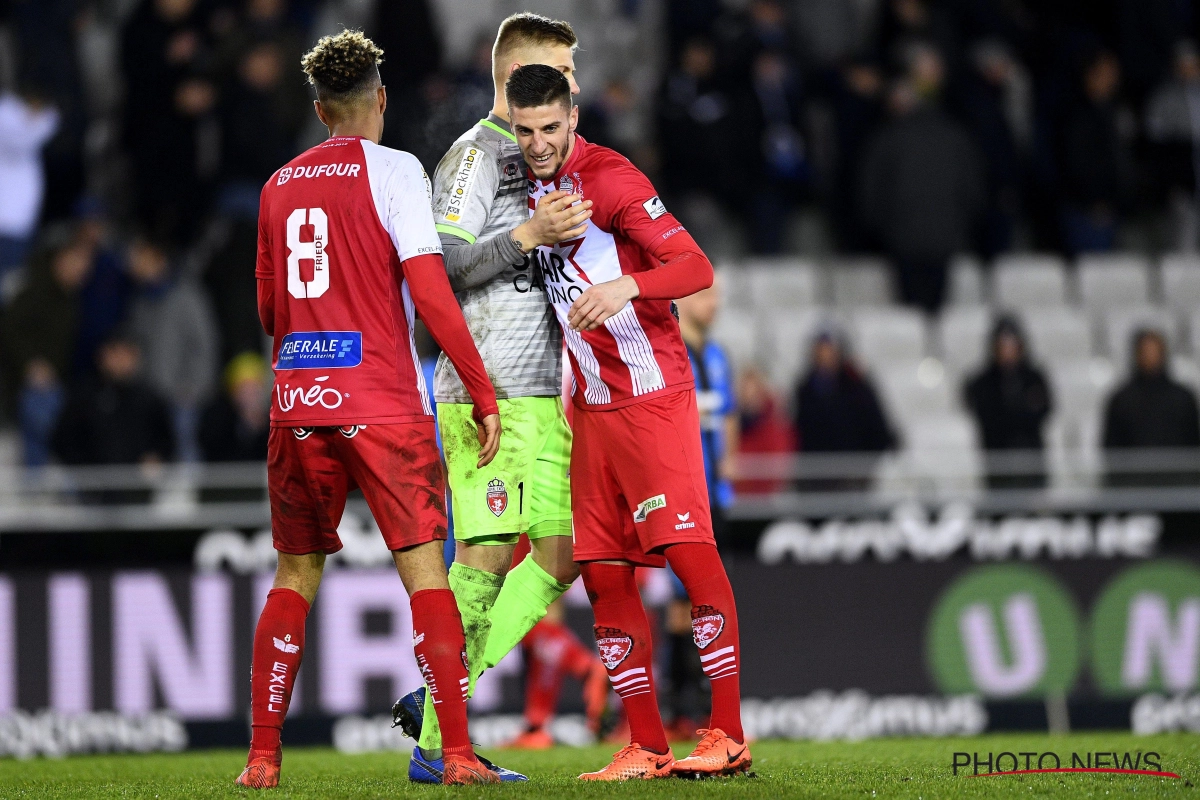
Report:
711,0,794,84
956,40,1032,256
657,38,740,214
72,199,132,376
1145,41,1200,251
827,60,885,250
734,367,796,495
1103,330,1200,485
220,40,303,187
791,0,876,70
1060,50,1133,254
199,352,270,462
740,50,811,253
964,317,1052,489
1116,0,1189,106
1,237,93,465
676,281,736,532
0,87,60,300
793,330,894,488
858,57,985,311
125,235,219,462
121,0,218,245
577,79,641,159
52,335,175,466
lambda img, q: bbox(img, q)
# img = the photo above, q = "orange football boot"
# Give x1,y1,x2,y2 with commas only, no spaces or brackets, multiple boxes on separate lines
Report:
506,727,556,749
235,748,282,788
578,744,675,781
671,728,753,778
442,754,502,785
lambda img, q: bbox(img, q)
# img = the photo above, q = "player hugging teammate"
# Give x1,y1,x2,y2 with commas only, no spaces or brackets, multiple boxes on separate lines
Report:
239,13,750,789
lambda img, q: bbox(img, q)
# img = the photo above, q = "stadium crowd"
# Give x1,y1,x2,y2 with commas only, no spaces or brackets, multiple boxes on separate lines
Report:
0,0,1198,494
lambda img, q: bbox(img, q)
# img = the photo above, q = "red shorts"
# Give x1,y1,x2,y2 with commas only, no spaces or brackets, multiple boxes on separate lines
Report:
267,422,447,555
571,388,715,567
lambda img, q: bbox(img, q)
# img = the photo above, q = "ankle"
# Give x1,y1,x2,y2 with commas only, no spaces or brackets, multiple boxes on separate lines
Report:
418,746,443,760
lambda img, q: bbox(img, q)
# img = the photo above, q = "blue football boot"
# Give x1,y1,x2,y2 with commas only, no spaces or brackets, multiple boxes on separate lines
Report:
408,748,528,783
391,686,426,740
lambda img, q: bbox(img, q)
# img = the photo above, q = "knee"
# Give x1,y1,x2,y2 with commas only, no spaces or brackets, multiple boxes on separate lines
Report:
274,552,326,604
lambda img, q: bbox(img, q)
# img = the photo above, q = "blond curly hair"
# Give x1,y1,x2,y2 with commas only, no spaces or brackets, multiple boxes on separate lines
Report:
301,29,383,109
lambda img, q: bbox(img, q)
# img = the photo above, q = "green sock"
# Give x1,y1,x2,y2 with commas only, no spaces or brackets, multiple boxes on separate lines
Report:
480,555,572,672
416,562,503,754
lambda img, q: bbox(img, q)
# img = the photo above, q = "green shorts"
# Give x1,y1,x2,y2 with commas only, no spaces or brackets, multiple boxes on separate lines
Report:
438,395,572,544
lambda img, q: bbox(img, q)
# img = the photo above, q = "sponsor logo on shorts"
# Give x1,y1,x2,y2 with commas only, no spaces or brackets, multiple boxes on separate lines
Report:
643,195,667,220
444,147,480,223
487,478,508,517
595,626,633,670
691,605,725,649
273,634,299,654
276,331,362,370
675,511,696,530
633,494,666,523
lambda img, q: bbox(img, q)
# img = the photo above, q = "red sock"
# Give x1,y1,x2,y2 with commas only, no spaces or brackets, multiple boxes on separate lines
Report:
249,587,310,752
664,543,743,742
409,588,473,758
579,562,669,754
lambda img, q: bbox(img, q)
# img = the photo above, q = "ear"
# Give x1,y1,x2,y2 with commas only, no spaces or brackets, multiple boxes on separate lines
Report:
507,61,522,77
314,99,329,127
377,84,387,115
568,104,579,132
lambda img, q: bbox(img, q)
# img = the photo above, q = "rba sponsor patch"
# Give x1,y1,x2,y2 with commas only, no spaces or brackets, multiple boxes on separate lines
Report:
594,626,633,670
444,147,480,223
691,605,725,649
487,478,508,517
633,494,666,523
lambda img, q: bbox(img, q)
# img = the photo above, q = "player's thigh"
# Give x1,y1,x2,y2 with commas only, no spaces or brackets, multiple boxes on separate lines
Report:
439,399,536,540
609,391,715,553
570,405,664,568
338,423,448,550
526,396,573,541
267,427,349,556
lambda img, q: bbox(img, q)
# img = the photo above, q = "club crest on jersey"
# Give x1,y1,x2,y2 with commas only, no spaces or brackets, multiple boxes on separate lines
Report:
486,478,508,517
632,494,666,523
503,162,519,178
691,605,725,649
594,626,633,670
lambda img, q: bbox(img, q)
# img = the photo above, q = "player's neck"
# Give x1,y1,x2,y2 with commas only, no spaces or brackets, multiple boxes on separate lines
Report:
326,117,382,144
489,95,509,123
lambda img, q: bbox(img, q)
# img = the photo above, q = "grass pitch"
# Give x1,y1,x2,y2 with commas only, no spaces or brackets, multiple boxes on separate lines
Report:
0,733,1196,799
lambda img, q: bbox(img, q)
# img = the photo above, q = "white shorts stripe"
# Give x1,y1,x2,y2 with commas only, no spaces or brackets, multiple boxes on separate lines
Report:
699,646,735,663
609,667,647,682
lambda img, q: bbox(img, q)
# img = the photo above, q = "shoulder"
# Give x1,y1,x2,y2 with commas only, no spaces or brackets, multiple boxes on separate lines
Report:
360,140,425,178
437,132,501,174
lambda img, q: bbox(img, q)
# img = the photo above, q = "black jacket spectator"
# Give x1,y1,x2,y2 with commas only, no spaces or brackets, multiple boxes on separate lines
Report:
199,353,270,462
965,318,1052,487
53,338,174,466
794,334,894,454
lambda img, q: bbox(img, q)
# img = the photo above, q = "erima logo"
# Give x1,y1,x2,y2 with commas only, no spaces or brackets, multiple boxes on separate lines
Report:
633,494,666,523
675,511,696,531
273,635,299,654
643,195,667,220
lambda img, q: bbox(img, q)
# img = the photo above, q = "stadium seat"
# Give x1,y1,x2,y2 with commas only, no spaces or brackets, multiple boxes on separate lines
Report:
903,413,982,494
709,306,760,373
874,359,955,426
992,254,1069,308
1102,305,1181,365
1076,253,1151,311
757,308,829,392
936,306,993,379
828,258,893,306
1019,308,1093,364
744,257,821,308
1160,254,1200,312
849,308,927,370
1048,358,1117,421
947,254,987,305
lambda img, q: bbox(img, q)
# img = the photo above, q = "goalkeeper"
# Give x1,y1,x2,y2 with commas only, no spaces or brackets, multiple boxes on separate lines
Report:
391,12,592,783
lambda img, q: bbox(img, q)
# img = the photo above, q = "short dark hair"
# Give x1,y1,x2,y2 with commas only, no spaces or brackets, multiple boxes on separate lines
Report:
494,13,577,74
301,29,383,115
505,64,572,111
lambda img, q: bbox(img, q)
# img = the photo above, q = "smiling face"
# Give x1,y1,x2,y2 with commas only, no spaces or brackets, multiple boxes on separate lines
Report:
511,101,578,180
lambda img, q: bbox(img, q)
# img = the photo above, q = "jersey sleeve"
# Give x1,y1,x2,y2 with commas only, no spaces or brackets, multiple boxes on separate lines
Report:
430,138,501,245
362,141,444,263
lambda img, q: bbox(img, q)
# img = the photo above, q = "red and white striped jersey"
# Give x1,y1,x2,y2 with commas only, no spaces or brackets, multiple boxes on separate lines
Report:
527,136,695,411
256,136,442,426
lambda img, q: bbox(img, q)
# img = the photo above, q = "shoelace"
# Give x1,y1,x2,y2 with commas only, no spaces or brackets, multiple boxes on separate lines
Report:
611,743,646,762
689,729,722,755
